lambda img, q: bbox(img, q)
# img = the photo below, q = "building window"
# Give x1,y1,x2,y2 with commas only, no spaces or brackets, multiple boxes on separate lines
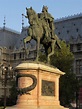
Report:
76,60,82,74
74,24,76,26
9,46,11,49
67,30,69,34
76,28,79,32
19,52,21,59
14,53,16,59
77,44,81,51
70,45,73,52
58,32,60,35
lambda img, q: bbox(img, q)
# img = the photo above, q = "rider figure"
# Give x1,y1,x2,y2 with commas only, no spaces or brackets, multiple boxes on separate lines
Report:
41,6,55,39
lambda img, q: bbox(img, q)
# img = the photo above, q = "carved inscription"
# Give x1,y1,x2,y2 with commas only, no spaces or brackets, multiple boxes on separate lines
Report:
42,80,55,96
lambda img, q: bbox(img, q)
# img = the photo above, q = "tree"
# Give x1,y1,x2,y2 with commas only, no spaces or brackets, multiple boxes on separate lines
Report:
39,40,79,106
50,41,74,71
9,80,18,105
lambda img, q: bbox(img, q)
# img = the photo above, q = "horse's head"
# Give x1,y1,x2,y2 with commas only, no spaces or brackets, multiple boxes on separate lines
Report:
26,7,36,19
26,7,38,25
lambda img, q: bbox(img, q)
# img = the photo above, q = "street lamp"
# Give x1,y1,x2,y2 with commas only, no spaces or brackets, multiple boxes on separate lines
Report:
1,64,14,109
76,91,79,109
75,76,80,109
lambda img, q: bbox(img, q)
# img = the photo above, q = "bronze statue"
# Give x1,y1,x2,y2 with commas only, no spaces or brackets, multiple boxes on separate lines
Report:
23,6,61,63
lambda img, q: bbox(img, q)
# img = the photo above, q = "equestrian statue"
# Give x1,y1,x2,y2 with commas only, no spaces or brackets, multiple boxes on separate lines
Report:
23,6,61,64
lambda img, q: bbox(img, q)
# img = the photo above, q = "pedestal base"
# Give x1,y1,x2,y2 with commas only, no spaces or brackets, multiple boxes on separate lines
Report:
6,105,68,109
6,62,69,109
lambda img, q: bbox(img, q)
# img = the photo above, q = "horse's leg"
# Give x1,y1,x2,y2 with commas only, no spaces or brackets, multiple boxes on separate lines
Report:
36,38,40,62
23,38,27,60
48,40,56,63
23,36,32,43
23,36,31,59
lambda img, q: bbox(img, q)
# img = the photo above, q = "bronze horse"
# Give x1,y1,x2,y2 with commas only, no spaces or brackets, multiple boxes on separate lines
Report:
23,7,61,63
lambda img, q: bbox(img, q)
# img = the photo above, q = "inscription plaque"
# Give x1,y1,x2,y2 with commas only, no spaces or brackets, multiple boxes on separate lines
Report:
42,80,55,96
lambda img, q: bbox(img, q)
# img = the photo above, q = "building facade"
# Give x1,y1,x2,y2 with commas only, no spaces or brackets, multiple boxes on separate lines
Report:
55,13,82,79
0,27,20,97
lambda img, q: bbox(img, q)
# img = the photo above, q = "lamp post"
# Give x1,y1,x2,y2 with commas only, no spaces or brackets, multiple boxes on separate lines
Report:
75,76,79,109
1,65,14,109
76,91,79,109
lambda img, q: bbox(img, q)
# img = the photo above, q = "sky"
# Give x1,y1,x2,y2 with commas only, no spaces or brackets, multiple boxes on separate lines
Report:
0,0,82,32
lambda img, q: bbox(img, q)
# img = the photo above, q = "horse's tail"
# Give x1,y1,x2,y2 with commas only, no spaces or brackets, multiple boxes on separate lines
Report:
55,34,61,49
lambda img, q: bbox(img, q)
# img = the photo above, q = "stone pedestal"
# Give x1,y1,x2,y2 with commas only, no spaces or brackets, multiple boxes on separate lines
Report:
6,62,69,109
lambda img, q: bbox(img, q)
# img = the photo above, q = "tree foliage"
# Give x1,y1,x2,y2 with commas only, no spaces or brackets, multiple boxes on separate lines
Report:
50,41,74,72
9,80,17,105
